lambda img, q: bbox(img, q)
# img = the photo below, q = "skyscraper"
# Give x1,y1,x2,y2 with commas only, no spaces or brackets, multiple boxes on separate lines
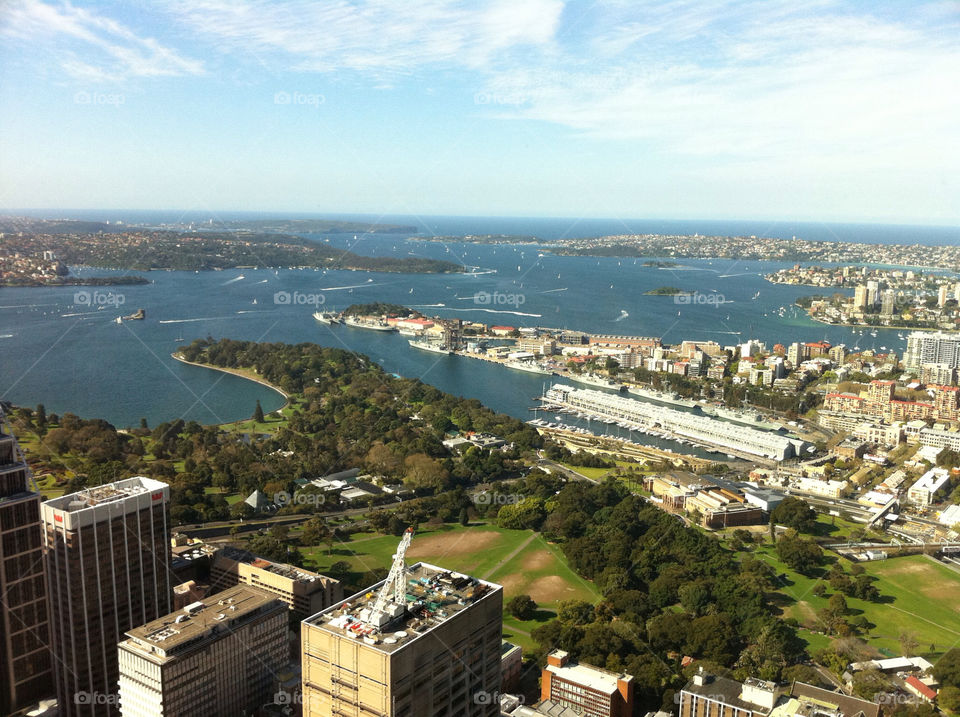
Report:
0,410,54,714
42,476,173,717
302,537,503,716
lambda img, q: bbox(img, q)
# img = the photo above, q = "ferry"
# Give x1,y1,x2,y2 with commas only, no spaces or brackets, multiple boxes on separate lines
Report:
313,311,342,325
121,308,145,321
408,339,452,355
344,316,397,332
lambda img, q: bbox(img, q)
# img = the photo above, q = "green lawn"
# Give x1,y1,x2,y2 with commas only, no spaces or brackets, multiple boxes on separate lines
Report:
744,542,960,660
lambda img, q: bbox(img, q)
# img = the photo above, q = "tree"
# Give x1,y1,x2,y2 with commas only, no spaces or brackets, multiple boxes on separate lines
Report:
459,507,469,526
770,497,818,533
851,669,892,701
934,648,960,688
403,453,449,492
365,443,402,477
507,594,537,620
253,400,265,423
899,630,919,656
776,531,822,575
557,600,594,625
301,516,329,546
938,685,960,713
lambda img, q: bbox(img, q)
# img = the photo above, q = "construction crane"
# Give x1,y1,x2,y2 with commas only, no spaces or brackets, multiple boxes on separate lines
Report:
360,527,414,629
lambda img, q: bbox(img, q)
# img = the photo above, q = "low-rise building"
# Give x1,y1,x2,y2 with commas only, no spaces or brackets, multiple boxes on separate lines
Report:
679,669,880,717
907,467,951,506
794,477,850,498
210,546,342,619
541,650,634,717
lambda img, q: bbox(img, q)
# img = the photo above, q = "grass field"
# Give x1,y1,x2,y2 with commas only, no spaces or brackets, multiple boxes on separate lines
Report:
301,522,600,653
745,541,960,659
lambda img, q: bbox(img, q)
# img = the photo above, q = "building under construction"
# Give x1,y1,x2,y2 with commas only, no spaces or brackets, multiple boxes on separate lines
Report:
301,530,503,716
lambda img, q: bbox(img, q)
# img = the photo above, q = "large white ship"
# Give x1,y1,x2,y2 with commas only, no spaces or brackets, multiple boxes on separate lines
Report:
505,360,551,375
566,373,623,390
344,316,397,332
542,384,808,461
408,339,453,355
312,311,341,325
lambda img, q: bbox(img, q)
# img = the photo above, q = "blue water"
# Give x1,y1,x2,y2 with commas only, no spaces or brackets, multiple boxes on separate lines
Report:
2,213,957,440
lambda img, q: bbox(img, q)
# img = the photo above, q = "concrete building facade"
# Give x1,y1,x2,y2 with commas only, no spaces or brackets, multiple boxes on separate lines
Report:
117,584,287,717
541,650,634,717
302,562,503,717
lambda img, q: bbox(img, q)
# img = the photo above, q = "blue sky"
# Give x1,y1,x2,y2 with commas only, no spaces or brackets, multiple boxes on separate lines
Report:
1,0,958,224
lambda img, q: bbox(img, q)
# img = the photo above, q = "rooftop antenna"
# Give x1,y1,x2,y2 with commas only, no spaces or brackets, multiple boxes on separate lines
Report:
360,527,414,630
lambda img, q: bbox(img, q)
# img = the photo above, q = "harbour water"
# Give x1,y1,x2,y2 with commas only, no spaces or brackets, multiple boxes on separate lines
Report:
2,213,958,433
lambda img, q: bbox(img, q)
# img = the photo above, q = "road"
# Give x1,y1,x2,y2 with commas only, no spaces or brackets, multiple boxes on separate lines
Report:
536,457,598,484
176,499,404,537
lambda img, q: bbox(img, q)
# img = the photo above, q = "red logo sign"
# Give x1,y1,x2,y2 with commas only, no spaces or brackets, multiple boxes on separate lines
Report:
151,492,163,501
54,514,63,522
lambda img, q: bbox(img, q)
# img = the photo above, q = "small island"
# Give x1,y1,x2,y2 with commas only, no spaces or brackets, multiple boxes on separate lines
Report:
644,286,690,296
642,260,679,268
343,302,420,318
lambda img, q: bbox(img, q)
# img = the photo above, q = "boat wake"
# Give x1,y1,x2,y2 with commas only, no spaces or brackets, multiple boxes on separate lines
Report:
159,317,243,324
539,288,567,294
446,308,542,318
318,282,381,291
221,275,245,285
614,310,629,322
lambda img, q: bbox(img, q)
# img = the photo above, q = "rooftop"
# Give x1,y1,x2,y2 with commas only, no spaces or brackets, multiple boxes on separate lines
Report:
121,585,282,658
215,545,332,584
44,476,167,513
545,659,626,695
305,561,500,653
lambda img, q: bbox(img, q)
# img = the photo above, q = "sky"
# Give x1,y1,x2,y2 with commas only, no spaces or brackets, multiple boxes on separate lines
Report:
0,0,958,224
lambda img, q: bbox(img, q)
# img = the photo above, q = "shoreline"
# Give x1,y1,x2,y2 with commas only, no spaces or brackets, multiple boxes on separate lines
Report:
804,314,958,333
170,353,291,417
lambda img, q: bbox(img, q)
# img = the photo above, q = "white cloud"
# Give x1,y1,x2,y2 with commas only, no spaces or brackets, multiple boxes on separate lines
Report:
164,0,564,76
478,1,960,174
0,0,204,82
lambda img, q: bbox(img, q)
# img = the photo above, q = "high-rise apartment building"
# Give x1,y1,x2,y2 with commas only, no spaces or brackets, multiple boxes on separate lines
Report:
905,331,960,372
117,584,287,717
853,285,870,309
302,560,503,716
541,650,634,717
0,410,54,714
42,476,173,717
